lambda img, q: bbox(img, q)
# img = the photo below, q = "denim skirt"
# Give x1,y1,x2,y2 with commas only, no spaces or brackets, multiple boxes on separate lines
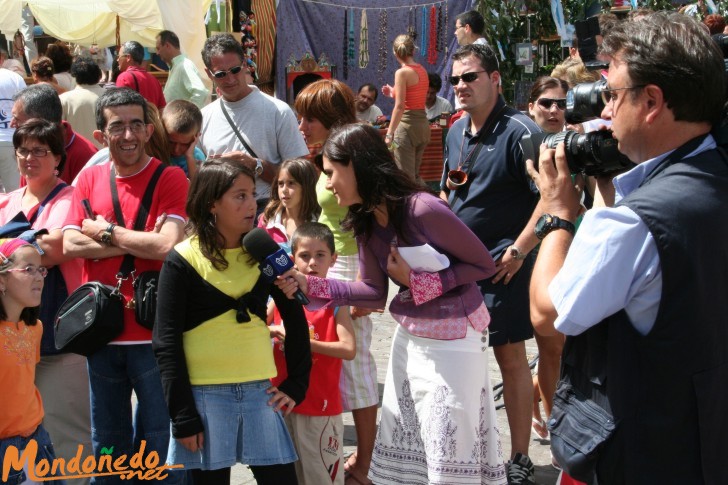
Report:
167,380,297,470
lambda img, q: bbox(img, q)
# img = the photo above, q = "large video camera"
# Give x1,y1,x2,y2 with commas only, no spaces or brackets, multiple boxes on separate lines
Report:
565,79,606,125
521,130,633,176
522,77,633,176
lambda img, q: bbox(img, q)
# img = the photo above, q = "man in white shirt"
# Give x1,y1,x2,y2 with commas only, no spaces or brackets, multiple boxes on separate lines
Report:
60,55,107,148
355,83,385,124
425,72,453,122
156,30,209,108
454,10,489,47
0,66,26,191
199,34,307,212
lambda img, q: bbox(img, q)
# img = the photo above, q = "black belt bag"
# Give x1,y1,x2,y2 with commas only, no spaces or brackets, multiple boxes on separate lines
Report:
548,382,617,483
53,282,124,356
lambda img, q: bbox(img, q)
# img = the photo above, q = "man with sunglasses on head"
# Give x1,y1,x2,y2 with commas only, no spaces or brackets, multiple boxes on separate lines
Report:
440,43,541,485
198,34,307,214
529,13,728,483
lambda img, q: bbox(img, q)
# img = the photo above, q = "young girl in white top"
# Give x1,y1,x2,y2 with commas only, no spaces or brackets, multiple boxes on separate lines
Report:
258,158,320,254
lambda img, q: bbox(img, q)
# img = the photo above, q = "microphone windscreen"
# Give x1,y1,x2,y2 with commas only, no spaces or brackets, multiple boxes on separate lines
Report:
242,228,282,262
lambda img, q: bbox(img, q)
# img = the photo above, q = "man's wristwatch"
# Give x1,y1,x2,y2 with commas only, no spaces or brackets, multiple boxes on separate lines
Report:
100,223,116,245
508,245,528,260
534,214,576,240
254,158,264,177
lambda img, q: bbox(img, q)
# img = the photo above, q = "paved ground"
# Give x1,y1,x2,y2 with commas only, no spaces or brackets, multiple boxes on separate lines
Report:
231,286,561,484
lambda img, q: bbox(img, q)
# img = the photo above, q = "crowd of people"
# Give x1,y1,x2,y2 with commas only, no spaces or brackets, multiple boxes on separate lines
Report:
1,5,727,485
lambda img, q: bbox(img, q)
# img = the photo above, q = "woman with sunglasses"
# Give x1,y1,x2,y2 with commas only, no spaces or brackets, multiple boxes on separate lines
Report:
295,79,380,485
381,34,431,182
0,238,66,485
526,77,570,445
528,76,569,134
0,118,91,479
277,124,507,484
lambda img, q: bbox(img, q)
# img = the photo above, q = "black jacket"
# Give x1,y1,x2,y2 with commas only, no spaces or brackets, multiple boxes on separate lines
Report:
152,247,311,438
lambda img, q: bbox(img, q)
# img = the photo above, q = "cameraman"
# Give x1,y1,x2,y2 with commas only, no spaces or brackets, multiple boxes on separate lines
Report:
528,12,728,484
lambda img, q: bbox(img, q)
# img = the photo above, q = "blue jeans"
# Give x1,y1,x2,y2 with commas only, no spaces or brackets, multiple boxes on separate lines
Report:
87,344,184,484
0,425,64,485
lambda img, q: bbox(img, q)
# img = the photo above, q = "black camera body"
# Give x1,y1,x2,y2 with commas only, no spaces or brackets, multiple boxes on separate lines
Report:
521,130,634,177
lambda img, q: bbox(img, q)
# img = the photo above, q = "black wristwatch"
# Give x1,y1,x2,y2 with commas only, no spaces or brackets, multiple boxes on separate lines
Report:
100,223,116,245
534,214,576,240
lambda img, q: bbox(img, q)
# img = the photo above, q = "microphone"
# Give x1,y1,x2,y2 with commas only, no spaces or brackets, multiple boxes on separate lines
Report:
243,228,310,305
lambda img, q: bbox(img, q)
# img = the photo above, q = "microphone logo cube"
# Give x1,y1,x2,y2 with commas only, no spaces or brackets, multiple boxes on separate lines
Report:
274,254,289,269
261,263,275,278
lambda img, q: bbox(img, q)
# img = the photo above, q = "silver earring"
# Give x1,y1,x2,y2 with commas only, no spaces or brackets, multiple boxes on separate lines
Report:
53,168,59,176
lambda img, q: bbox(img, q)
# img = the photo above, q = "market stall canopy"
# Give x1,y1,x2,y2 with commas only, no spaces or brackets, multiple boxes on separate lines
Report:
0,0,212,51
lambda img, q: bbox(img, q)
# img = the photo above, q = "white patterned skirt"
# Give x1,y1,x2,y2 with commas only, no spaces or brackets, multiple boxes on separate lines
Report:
369,323,507,485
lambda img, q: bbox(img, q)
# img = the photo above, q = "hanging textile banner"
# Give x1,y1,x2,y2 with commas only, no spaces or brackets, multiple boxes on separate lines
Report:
343,9,349,78
427,5,437,64
359,9,369,68
377,9,388,80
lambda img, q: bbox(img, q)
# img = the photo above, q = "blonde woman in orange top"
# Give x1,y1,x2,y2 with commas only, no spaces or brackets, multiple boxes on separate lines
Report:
381,34,431,182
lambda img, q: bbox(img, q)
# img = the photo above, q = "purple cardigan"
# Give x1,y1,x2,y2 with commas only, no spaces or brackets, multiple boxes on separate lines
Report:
307,192,496,324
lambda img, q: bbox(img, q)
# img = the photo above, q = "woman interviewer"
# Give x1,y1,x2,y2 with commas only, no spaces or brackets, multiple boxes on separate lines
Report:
277,124,506,484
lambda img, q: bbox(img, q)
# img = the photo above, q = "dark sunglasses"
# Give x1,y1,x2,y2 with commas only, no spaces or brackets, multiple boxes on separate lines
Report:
536,98,567,110
211,65,243,79
448,70,487,85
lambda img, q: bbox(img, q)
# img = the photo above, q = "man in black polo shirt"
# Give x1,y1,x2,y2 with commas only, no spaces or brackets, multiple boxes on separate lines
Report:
441,43,542,484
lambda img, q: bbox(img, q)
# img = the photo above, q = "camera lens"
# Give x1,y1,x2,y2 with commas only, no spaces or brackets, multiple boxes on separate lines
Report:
522,130,634,176
565,79,607,124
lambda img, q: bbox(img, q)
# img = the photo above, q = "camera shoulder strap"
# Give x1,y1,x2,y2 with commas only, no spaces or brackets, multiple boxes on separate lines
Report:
220,100,259,158
459,104,508,177
110,162,166,278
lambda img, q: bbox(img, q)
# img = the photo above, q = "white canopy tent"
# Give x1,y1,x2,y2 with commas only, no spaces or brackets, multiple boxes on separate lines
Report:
0,0,213,78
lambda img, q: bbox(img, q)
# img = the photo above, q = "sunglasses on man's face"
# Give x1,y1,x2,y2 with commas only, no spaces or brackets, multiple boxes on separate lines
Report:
211,65,243,79
448,70,487,85
536,98,567,110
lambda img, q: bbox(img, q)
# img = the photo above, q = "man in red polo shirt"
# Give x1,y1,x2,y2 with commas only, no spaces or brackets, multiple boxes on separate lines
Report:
11,83,97,184
116,40,166,109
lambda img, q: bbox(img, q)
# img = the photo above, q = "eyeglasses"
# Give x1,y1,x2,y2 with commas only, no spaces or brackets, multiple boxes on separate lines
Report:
536,98,567,110
210,65,243,79
105,121,147,137
448,71,487,85
455,24,464,31
15,147,51,158
6,266,48,278
601,85,646,105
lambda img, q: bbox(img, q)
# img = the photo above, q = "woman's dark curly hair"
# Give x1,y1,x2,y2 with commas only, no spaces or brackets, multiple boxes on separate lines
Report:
321,123,429,243
185,158,255,270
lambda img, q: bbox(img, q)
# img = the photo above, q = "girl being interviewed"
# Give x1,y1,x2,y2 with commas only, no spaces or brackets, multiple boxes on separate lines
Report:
153,159,311,485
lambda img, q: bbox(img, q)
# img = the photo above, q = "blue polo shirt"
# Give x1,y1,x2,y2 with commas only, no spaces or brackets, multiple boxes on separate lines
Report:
442,97,540,258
